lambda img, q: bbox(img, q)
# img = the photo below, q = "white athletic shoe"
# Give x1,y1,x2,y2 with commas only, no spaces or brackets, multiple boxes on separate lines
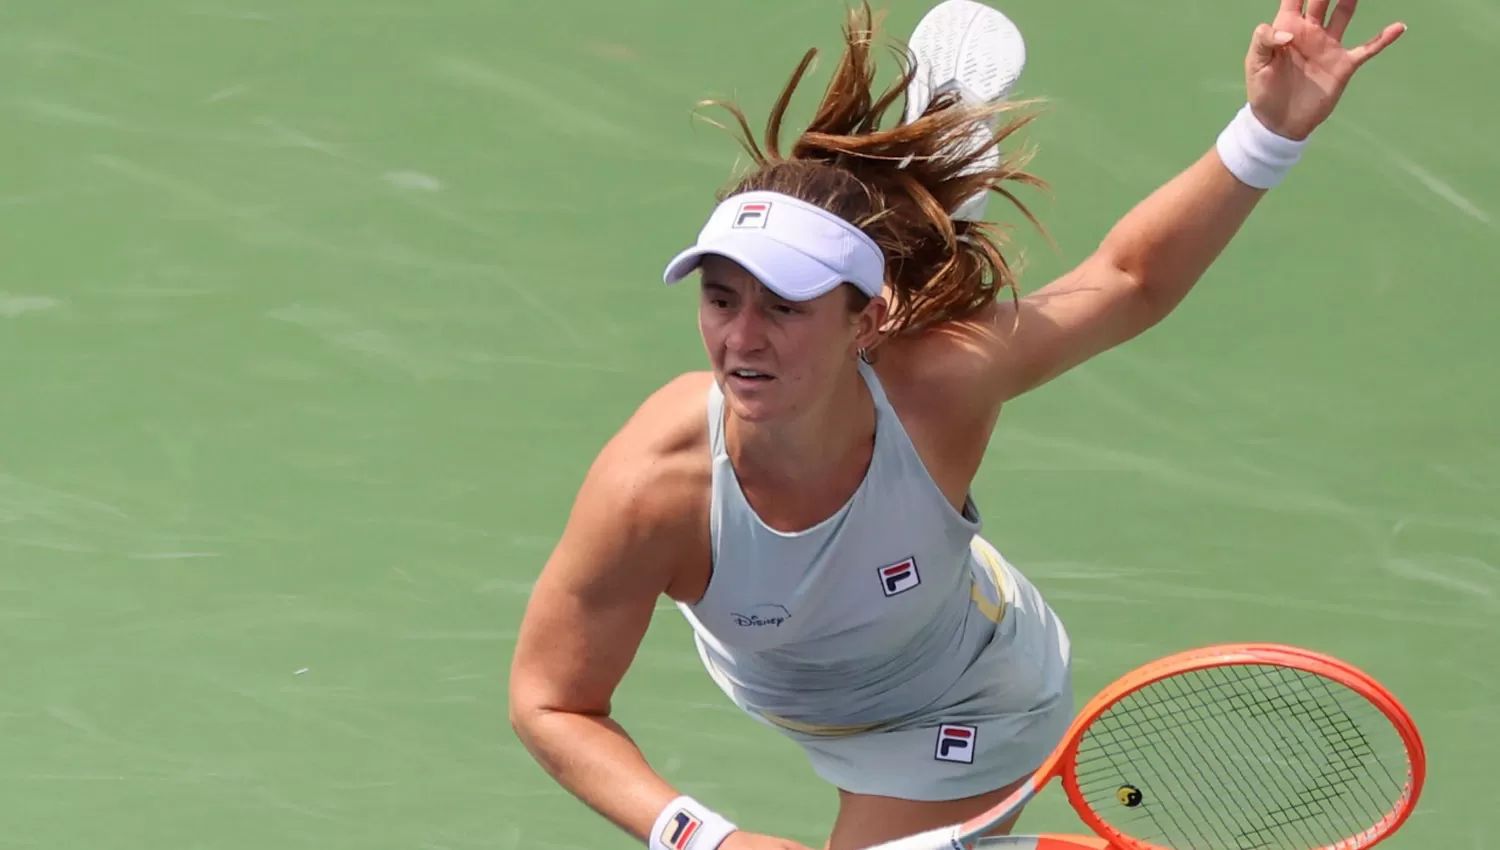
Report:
903,0,1027,222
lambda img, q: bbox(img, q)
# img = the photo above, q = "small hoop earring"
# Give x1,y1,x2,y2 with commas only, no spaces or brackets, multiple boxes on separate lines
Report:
857,347,870,363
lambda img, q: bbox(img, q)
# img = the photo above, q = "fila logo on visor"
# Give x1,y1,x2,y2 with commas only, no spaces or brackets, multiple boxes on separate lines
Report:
878,557,921,597
935,724,977,764
732,201,771,229
660,810,702,850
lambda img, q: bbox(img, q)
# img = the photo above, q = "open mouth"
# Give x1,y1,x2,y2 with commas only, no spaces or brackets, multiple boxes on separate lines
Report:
727,368,774,384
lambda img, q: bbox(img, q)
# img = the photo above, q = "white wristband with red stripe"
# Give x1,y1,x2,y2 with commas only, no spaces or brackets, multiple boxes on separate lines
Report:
649,796,738,850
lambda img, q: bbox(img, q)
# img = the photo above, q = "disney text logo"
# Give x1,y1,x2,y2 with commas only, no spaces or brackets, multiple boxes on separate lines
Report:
730,604,790,628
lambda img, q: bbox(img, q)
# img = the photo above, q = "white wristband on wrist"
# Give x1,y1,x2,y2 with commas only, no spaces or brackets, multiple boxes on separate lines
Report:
1215,103,1310,190
649,796,738,850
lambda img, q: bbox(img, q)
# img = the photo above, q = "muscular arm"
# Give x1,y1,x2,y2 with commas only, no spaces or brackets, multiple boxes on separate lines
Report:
975,147,1266,403
508,414,702,841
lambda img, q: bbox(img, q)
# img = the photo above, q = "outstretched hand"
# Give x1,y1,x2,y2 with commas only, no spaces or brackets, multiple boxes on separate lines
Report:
1246,0,1406,140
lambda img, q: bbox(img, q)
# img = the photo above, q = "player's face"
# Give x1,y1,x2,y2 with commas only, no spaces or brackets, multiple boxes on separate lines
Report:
697,256,880,422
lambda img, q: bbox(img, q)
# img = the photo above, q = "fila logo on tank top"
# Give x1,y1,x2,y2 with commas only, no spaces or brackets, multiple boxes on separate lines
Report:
878,557,922,597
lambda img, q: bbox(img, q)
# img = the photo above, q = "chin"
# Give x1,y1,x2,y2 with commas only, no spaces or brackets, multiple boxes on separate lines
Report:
725,398,782,424
719,377,788,423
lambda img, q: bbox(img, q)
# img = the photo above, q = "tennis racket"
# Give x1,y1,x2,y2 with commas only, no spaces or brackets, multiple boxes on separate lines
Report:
865,642,1425,850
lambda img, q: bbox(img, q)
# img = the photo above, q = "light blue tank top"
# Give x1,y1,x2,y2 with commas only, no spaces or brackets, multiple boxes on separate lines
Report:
677,360,1005,736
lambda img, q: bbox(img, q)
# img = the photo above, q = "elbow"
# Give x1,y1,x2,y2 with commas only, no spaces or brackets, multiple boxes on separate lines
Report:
508,702,532,749
508,697,530,738
1092,249,1153,304
1092,241,1211,330
506,683,597,748
1089,252,1178,338
509,693,563,771
508,697,563,780
507,676,546,743
507,691,605,783
1130,275,1180,333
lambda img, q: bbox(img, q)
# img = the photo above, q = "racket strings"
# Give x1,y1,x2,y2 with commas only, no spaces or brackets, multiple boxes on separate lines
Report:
1200,669,1383,840
1081,668,1322,849
1079,675,1322,850
1206,668,1391,845
1071,664,1410,850
1085,685,1251,846
1085,665,1404,848
1095,665,1395,849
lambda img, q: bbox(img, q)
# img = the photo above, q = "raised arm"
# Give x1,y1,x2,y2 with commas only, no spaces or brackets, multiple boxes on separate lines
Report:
964,0,1405,403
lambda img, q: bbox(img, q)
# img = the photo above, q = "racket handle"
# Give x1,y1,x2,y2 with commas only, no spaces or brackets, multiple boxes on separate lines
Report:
859,825,965,850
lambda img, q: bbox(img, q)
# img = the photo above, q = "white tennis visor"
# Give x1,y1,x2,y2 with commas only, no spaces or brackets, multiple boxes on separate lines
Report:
661,190,885,301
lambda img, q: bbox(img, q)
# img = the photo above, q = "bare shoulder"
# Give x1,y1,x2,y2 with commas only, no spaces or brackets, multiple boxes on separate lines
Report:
873,305,1007,424
557,371,716,597
864,314,1011,507
604,371,714,498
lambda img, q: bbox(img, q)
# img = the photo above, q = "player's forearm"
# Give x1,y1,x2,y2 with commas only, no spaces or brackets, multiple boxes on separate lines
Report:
512,706,680,841
1094,148,1267,320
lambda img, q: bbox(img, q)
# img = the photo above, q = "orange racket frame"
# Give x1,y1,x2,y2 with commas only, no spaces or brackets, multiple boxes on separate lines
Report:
868,643,1426,850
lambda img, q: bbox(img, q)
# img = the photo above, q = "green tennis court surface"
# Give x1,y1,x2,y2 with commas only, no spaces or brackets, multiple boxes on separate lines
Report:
1,0,1493,847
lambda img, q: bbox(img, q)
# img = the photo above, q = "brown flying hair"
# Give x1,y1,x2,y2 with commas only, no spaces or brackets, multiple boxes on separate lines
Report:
693,1,1049,346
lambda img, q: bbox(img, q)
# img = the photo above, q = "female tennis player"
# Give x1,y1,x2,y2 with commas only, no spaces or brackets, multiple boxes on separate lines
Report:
509,2,1405,850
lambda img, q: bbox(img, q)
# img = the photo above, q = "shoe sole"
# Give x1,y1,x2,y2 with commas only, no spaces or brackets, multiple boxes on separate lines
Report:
903,0,1027,221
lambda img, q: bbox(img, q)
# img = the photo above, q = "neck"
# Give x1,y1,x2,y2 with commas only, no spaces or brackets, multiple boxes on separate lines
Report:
724,364,875,485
